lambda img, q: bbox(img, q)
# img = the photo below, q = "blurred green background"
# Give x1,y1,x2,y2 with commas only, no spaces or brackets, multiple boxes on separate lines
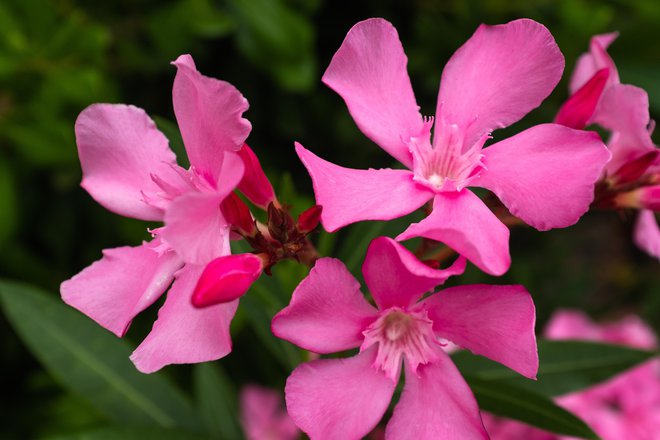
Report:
0,0,658,438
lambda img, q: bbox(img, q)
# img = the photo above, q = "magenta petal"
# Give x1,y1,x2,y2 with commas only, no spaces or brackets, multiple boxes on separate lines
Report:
385,351,488,440
362,237,466,310
422,284,538,379
437,19,564,147
569,32,619,93
172,54,251,185
60,241,181,337
76,104,178,221
322,18,424,167
192,253,263,307
130,265,238,373
272,258,378,354
296,142,432,232
634,210,660,260
554,68,609,129
285,348,396,440
473,124,610,231
397,191,511,276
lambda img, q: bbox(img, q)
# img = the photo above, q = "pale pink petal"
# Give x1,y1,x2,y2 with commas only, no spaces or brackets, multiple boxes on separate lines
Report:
362,236,466,310
60,240,182,337
272,258,378,354
437,19,564,147
240,385,298,440
472,124,610,231
634,210,660,260
569,33,619,93
285,348,396,440
422,284,538,379
544,309,600,341
397,191,511,276
76,104,178,221
554,68,609,129
130,264,238,373
191,253,263,307
296,143,432,232
385,351,488,440
172,54,251,185
322,18,424,167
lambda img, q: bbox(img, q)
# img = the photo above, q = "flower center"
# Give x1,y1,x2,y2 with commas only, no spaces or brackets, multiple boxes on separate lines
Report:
361,307,439,381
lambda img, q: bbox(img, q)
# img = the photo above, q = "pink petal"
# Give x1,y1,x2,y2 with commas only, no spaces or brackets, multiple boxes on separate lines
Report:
296,142,432,232
75,104,178,221
130,264,238,373
237,143,276,208
385,351,488,440
362,236,466,310
191,253,263,307
554,68,609,129
322,18,424,167
472,124,610,231
272,258,378,354
172,54,251,185
569,33,619,93
397,191,511,276
60,241,182,337
544,309,600,341
634,210,660,260
285,348,396,440
422,284,538,379
240,385,299,440
437,19,564,147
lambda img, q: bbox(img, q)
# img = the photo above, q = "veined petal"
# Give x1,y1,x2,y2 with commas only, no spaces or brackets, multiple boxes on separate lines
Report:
322,18,424,167
397,191,511,276
385,351,488,440
285,348,396,440
422,284,538,379
362,237,466,310
130,264,238,373
272,258,378,354
634,210,660,261
436,19,564,148
60,240,182,337
473,124,610,231
296,142,432,232
76,104,178,221
172,54,251,185
569,32,619,93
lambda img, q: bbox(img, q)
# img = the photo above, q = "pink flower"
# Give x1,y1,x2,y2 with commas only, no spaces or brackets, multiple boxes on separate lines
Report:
61,54,252,373
240,384,299,440
296,18,610,276
272,237,538,439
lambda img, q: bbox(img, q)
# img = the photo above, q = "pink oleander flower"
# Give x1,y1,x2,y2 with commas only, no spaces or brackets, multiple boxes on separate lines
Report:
61,54,254,373
483,310,660,440
240,384,299,440
296,18,610,276
272,236,537,439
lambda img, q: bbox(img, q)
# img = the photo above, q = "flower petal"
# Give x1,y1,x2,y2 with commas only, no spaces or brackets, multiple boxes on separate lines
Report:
130,264,238,373
76,104,178,221
285,348,395,440
240,385,298,440
60,241,182,337
272,258,378,354
322,18,424,167
422,284,538,379
569,32,619,93
362,236,466,310
385,351,488,440
191,253,263,307
296,142,432,232
554,68,609,129
397,191,510,276
634,210,660,261
472,124,610,231
437,19,564,147
172,54,251,185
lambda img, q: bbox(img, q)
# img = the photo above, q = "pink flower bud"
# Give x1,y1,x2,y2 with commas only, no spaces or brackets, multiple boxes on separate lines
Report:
615,185,660,210
238,143,276,208
192,253,264,308
555,68,609,129
297,205,322,233
612,150,659,184
220,192,256,236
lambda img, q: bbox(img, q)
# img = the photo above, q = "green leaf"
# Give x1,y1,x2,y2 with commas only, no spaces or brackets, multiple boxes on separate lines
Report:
467,377,600,440
452,339,658,396
45,426,207,440
0,160,17,245
0,280,202,431
194,363,242,440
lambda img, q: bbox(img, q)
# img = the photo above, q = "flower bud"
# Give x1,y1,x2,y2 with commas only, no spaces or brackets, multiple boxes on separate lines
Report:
615,185,660,211
192,253,265,308
555,68,609,129
238,143,276,208
297,205,322,233
220,192,256,236
612,151,659,184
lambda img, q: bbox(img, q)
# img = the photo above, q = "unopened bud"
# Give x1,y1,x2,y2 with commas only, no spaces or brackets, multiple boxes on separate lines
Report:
221,192,255,236
612,151,659,184
267,202,294,243
297,205,322,233
192,253,265,307
615,185,660,211
555,68,609,129
238,144,276,208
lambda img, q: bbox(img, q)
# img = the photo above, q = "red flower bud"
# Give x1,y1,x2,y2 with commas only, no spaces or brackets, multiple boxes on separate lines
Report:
221,192,255,236
612,151,659,184
555,68,609,129
297,205,323,233
238,143,276,208
615,185,660,210
192,253,264,308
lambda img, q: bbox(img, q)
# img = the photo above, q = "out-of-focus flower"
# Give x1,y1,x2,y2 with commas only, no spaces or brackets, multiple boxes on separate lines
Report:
240,385,299,440
273,236,537,439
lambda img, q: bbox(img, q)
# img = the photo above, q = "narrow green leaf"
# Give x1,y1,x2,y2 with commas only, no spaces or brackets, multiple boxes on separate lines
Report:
194,363,243,440
466,377,600,440
45,426,207,440
0,280,202,431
